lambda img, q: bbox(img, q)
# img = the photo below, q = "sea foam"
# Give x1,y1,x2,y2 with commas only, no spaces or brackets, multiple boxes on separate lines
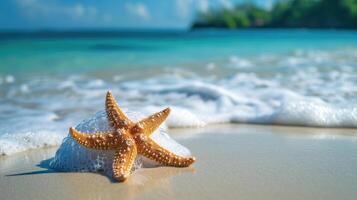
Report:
1,48,357,156
49,111,192,176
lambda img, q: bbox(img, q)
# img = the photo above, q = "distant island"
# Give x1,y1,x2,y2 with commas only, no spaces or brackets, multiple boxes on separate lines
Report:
192,0,357,29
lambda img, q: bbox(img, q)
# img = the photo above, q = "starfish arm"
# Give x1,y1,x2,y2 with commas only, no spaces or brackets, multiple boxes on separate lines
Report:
113,141,137,182
69,127,123,150
135,136,195,167
105,91,133,129
133,108,170,136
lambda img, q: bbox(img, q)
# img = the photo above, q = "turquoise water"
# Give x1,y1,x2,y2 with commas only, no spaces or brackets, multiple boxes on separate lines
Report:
1,30,357,76
1,29,357,155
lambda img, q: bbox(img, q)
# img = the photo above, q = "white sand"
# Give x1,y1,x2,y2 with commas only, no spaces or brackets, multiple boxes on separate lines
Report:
1,124,357,200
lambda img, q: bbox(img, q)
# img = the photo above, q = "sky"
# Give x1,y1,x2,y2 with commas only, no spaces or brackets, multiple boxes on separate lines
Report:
0,0,273,31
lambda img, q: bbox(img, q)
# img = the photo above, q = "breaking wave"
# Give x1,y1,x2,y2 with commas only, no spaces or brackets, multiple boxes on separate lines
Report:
1,48,357,155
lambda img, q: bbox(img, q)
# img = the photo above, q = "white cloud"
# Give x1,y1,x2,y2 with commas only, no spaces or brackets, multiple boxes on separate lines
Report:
126,3,150,21
102,14,112,23
87,6,98,16
16,0,97,20
219,0,233,10
176,0,192,19
197,0,209,13
73,4,84,17
17,0,37,6
264,0,274,10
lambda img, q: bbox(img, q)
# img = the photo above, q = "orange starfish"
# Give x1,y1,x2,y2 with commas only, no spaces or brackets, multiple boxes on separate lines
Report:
69,91,196,182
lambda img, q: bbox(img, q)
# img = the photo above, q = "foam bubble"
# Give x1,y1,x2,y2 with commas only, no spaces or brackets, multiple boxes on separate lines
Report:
236,99,357,128
5,75,15,83
20,84,30,93
166,107,206,128
1,48,357,156
49,111,192,176
0,131,64,156
229,56,253,68
205,62,216,70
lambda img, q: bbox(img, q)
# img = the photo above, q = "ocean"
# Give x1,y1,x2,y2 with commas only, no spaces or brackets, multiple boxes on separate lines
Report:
1,29,357,155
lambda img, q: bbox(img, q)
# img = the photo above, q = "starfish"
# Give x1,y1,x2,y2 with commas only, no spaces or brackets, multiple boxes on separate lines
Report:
69,91,196,182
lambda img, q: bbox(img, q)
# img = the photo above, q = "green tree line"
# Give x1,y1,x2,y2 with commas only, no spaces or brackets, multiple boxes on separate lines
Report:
192,0,357,29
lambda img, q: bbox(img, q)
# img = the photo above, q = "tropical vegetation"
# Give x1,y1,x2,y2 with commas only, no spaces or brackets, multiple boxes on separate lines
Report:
192,0,357,29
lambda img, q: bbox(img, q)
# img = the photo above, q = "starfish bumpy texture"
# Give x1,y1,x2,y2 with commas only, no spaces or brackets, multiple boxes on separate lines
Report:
69,91,196,182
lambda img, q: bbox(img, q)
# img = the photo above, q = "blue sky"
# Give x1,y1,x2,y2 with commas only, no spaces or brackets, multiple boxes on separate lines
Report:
0,0,273,30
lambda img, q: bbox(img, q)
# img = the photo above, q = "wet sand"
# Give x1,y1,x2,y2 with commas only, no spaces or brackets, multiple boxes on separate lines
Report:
1,124,357,200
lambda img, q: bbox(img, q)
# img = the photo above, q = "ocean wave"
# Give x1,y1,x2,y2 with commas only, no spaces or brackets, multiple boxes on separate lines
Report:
0,131,65,156
1,48,357,156
234,100,357,127
1,92,355,156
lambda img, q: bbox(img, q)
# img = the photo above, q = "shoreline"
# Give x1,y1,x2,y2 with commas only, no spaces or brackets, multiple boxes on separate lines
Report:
1,124,357,200
1,123,357,158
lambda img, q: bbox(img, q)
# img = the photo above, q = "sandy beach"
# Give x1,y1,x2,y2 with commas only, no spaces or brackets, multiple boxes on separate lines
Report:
2,1,357,199
1,124,357,200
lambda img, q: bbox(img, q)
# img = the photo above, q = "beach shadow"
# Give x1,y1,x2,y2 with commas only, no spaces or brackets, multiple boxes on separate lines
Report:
5,157,195,184
5,158,118,182
6,158,55,176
